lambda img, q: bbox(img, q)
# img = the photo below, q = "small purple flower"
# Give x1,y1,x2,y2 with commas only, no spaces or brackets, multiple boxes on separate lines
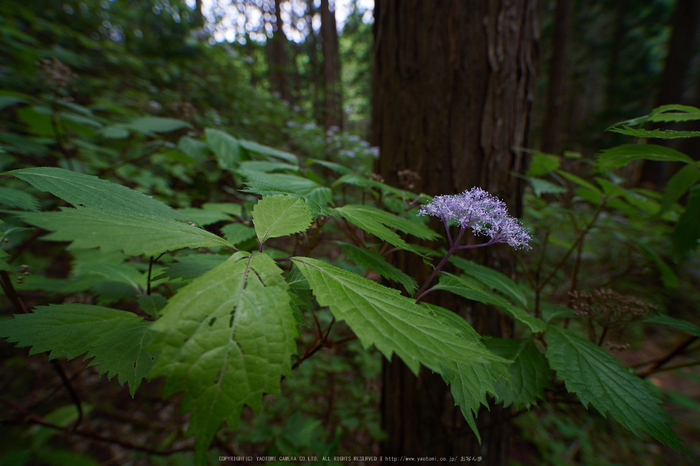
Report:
418,187,531,249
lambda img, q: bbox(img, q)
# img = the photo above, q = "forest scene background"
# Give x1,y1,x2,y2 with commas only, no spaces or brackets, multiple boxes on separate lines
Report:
1,0,700,464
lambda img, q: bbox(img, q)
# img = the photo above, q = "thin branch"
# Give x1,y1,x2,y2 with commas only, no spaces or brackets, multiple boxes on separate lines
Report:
637,336,698,378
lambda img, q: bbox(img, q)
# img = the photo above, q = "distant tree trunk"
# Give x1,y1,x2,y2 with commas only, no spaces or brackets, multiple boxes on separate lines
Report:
321,0,342,129
269,0,291,102
306,0,322,125
605,0,628,111
639,0,700,187
541,0,573,154
372,0,537,462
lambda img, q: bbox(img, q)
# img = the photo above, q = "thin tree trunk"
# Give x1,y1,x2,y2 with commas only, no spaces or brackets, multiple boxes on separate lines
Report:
373,0,537,462
541,0,573,154
321,0,342,129
269,0,291,102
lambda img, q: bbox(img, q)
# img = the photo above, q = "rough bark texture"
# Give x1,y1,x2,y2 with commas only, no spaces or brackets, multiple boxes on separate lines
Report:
372,0,537,462
540,0,573,154
321,0,342,129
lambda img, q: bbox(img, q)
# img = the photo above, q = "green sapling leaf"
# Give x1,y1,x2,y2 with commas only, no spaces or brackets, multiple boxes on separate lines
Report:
252,195,313,245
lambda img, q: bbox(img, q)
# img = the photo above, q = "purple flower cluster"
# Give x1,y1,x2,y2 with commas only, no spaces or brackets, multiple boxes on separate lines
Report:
418,187,531,249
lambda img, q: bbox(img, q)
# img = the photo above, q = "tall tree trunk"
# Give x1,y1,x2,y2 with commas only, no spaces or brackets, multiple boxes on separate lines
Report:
639,0,700,187
605,0,628,111
269,0,291,102
321,0,342,129
306,0,322,126
541,0,573,154
372,0,537,462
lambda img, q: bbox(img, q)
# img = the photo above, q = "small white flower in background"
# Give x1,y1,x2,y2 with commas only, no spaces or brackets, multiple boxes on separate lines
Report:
418,187,531,249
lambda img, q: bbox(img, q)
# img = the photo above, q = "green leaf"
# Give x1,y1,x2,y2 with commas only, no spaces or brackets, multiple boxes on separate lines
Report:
608,126,700,139
178,136,211,164
252,195,313,244
240,171,332,216
332,173,416,199
643,315,700,337
672,185,700,259
335,204,437,252
545,325,684,451
526,153,561,176
449,256,527,307
154,254,228,281
7,167,188,221
658,165,700,216
0,186,39,211
0,95,26,110
526,177,567,197
239,160,299,173
177,207,232,226
149,252,299,464
291,257,508,374
206,128,242,170
340,242,417,294
239,139,298,164
440,360,505,443
598,144,696,171
434,274,545,333
137,293,167,317
0,304,156,396
19,207,232,256
129,117,190,133
556,170,602,194
484,338,551,409
221,223,257,246
636,243,679,289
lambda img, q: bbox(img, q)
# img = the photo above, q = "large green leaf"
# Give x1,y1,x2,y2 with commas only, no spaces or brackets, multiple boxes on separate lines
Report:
484,338,551,409
0,304,155,396
149,252,298,464
0,186,39,211
19,207,232,256
434,274,545,333
658,165,700,216
341,242,417,294
206,128,243,170
449,256,527,307
252,195,312,244
545,325,684,451
239,139,298,164
154,254,228,281
7,167,188,221
335,204,437,252
608,126,700,139
598,144,696,171
291,257,508,374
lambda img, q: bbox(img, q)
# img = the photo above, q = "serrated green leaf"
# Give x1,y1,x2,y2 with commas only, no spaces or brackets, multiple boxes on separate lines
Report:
643,315,700,337
221,223,256,246
526,153,561,176
0,186,39,211
440,360,506,443
434,274,545,333
340,242,417,294
153,254,228,281
253,195,312,244
545,325,685,451
672,185,700,259
557,170,602,194
449,256,527,307
149,252,299,464
19,207,232,256
608,126,700,139
598,144,696,171
239,160,299,173
202,203,243,217
7,167,188,221
484,338,551,409
335,204,437,253
291,257,509,374
306,159,353,175
0,304,155,396
526,177,567,197
129,117,190,133
240,171,332,212
206,128,243,170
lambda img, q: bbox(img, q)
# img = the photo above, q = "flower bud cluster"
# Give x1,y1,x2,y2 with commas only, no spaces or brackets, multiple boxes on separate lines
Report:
418,187,531,249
